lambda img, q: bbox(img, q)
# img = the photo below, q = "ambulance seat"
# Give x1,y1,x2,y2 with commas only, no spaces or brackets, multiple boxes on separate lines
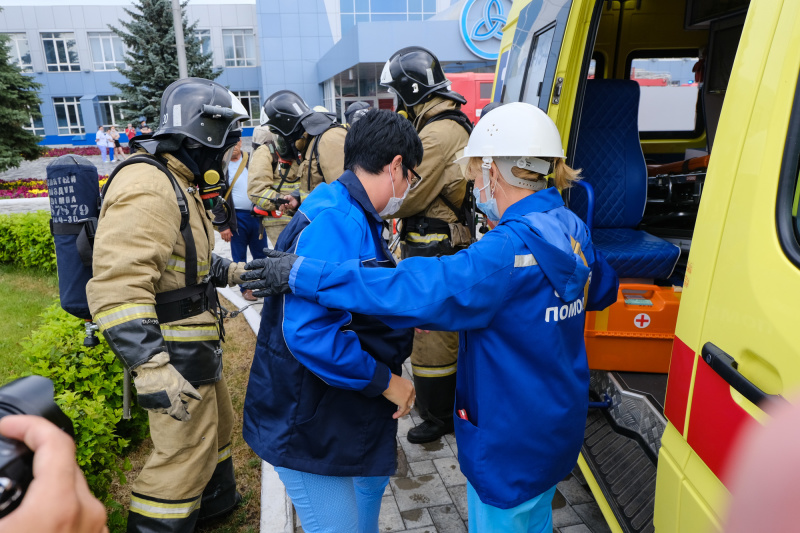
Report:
569,79,680,279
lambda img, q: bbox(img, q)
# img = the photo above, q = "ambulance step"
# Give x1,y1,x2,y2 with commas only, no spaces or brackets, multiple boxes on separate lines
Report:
582,409,657,533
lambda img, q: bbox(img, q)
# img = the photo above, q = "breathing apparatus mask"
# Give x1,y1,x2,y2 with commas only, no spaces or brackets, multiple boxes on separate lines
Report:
274,133,302,182
180,132,241,224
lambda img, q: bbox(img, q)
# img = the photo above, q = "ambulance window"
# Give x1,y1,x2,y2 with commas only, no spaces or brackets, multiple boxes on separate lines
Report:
588,53,605,80
479,82,492,99
520,25,556,105
500,0,573,110
777,70,800,269
626,52,702,139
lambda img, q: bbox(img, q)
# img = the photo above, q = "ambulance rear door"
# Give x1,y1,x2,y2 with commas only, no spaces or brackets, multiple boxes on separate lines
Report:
656,1,800,530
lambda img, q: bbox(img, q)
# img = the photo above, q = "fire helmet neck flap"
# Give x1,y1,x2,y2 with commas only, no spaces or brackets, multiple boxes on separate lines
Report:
380,46,466,107
153,77,250,150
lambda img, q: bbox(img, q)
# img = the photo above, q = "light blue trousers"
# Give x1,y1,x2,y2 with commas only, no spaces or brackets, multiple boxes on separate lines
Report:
467,482,557,533
275,467,389,533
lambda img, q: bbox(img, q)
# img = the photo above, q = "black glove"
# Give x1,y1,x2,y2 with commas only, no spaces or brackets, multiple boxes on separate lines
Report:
240,248,299,297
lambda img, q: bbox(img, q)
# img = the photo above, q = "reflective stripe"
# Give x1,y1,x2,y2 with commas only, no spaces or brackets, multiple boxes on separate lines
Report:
129,495,201,519
218,443,232,463
166,255,209,277
412,363,457,378
514,254,538,267
95,304,157,331
253,189,278,209
406,232,449,244
161,325,219,342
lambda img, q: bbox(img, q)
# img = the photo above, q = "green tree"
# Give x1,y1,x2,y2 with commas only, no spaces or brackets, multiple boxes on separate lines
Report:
110,0,220,124
0,26,43,172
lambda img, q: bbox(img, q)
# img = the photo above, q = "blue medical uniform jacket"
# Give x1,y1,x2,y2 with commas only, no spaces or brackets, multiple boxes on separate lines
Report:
287,187,618,508
242,170,414,477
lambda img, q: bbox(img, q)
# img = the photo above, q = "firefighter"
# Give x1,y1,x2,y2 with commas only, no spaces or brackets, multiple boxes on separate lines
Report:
247,117,300,248
261,90,347,214
344,101,371,126
380,46,473,444
86,78,250,533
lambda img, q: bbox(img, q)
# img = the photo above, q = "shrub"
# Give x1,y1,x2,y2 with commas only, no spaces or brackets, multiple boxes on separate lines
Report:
0,211,56,271
21,303,149,503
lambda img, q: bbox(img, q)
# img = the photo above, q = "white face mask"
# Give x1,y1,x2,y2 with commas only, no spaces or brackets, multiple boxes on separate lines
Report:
378,166,410,218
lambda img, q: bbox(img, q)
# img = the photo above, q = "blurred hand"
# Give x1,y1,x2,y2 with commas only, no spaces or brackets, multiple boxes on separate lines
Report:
219,229,233,243
414,328,431,334
382,374,415,420
0,415,108,533
280,195,299,212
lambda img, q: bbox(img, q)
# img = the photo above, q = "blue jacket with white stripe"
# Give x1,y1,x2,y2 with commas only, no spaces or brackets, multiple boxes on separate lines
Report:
242,170,414,477
286,187,619,507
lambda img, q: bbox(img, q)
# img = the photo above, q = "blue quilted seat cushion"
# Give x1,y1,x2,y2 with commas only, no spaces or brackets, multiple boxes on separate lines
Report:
592,228,680,279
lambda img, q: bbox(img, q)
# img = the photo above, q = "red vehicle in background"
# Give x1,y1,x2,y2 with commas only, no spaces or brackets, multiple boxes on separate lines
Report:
446,72,495,124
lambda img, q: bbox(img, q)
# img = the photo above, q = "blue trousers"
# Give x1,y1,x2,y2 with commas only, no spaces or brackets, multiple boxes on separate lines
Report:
467,482,556,533
275,467,389,533
230,210,266,292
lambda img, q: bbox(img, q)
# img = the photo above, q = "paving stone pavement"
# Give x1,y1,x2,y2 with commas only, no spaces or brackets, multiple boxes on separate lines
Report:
292,360,612,533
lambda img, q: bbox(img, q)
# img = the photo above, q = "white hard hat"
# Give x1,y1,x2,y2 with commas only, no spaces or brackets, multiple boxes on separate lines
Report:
457,102,565,162
456,102,565,191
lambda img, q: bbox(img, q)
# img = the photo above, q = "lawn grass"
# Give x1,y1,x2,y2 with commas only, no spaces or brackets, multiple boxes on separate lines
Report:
110,295,262,533
0,264,59,384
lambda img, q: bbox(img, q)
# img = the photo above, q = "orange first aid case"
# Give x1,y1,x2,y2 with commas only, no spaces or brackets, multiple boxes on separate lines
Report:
584,284,681,373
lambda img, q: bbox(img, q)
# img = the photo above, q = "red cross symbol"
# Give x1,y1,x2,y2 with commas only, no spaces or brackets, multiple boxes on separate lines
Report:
634,313,651,329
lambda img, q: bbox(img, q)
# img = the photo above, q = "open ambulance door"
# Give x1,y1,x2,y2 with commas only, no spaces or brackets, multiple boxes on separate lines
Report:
656,1,800,531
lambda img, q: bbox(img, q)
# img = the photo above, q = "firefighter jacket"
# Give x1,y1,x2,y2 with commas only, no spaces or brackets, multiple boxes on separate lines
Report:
395,96,471,254
283,187,619,507
295,126,347,201
248,142,299,228
86,153,245,386
243,170,414,477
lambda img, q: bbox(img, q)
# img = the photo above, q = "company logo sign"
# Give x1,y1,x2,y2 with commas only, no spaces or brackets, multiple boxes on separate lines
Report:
460,0,511,60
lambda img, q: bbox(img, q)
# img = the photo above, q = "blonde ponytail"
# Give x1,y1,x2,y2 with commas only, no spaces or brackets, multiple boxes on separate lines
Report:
552,159,582,190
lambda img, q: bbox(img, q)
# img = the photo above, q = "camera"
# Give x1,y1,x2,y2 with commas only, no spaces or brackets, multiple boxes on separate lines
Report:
0,376,74,518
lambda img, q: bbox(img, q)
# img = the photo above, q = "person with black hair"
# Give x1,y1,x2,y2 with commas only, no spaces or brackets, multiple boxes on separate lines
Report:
242,109,419,533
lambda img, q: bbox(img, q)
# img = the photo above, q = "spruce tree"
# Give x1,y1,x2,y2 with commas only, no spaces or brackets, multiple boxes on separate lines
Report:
110,0,220,124
0,28,43,172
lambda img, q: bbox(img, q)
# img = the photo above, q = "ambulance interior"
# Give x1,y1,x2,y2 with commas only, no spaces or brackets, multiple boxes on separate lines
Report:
559,1,746,530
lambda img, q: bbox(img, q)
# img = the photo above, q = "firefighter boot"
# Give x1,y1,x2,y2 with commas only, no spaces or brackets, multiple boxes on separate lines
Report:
407,372,456,444
196,443,242,525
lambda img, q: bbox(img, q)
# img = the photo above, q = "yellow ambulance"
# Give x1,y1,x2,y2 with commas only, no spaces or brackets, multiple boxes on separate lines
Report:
492,0,800,531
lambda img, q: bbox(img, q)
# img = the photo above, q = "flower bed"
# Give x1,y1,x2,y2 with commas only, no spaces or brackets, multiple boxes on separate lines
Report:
42,146,131,158
0,175,109,199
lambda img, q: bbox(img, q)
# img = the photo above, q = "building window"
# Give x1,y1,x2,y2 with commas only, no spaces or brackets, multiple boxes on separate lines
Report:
5,33,32,73
233,90,259,127
222,29,256,67
88,32,125,71
340,0,438,26
53,97,84,135
195,29,211,57
99,95,127,127
23,110,45,137
41,32,80,72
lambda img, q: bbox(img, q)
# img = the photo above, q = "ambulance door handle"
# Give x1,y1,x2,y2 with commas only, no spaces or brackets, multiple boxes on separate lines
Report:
701,343,789,407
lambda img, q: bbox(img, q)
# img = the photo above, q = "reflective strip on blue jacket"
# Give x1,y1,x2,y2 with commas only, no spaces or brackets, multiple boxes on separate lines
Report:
287,187,619,507
242,170,414,477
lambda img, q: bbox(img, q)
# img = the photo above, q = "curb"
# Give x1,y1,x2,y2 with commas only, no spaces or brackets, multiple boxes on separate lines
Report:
216,286,294,533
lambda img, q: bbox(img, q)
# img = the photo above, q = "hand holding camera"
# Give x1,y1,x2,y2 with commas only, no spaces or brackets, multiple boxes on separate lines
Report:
0,376,107,532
